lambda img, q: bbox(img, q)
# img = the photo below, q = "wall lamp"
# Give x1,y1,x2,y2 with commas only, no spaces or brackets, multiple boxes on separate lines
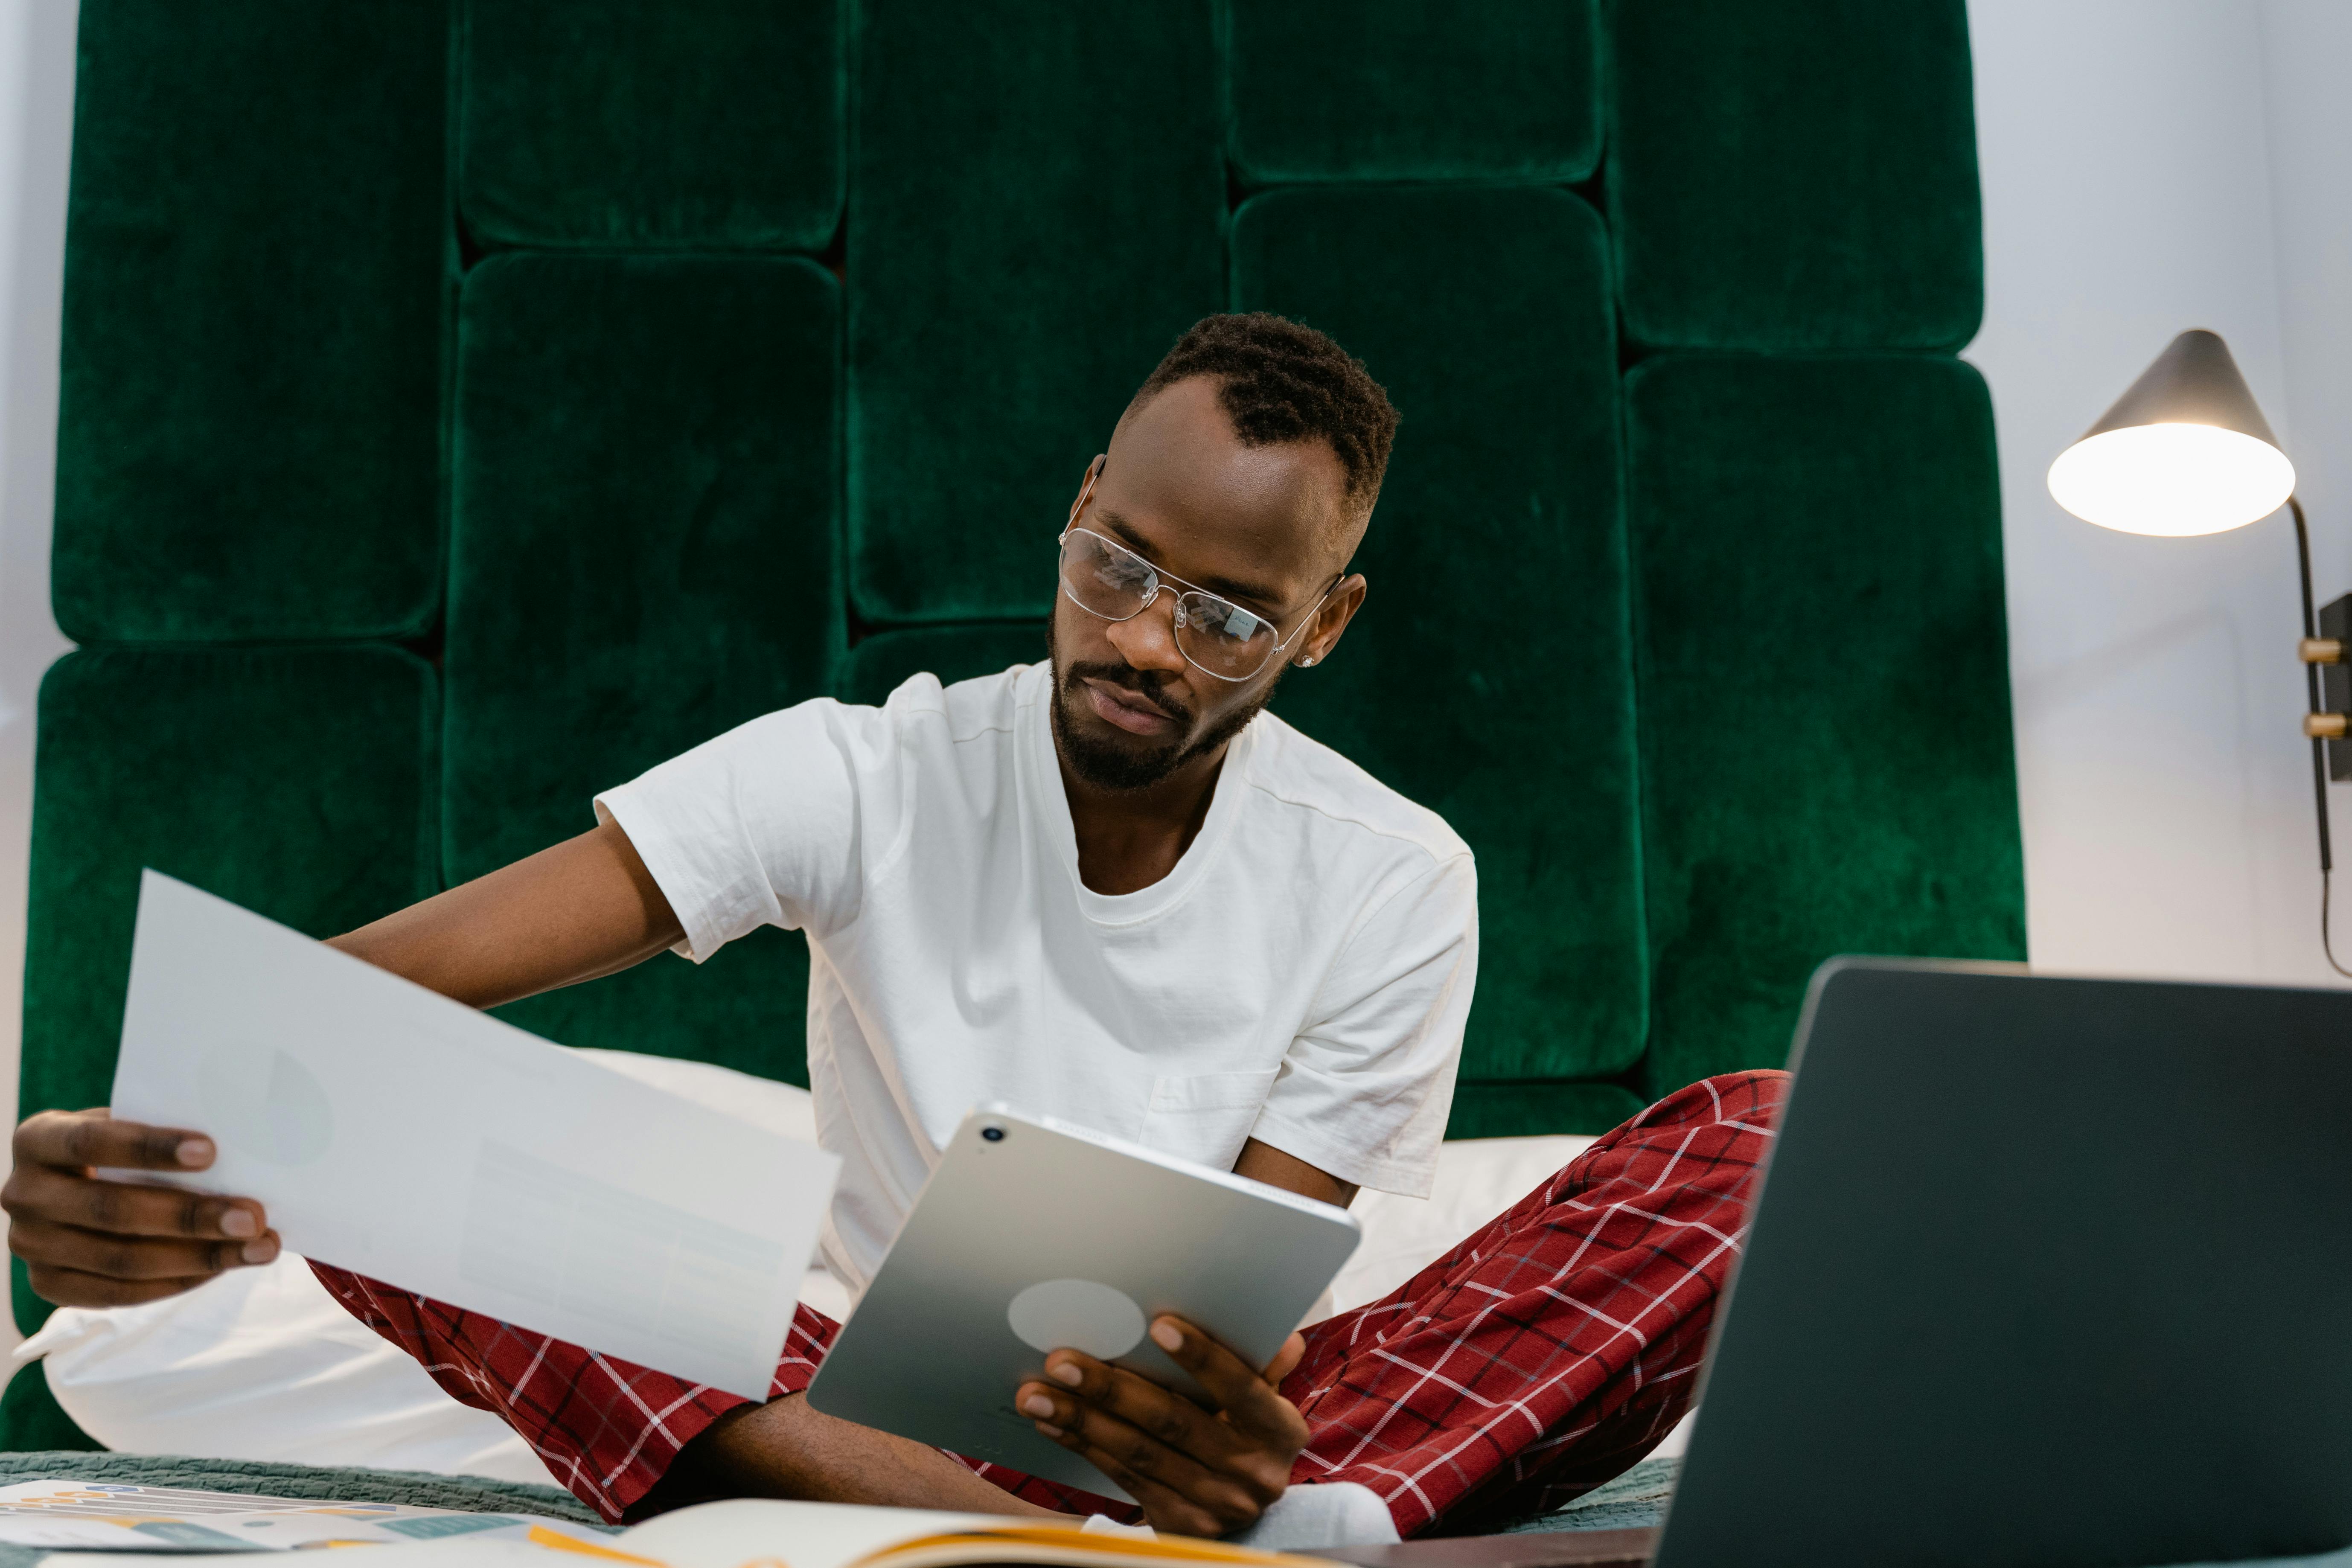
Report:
2047,329,2350,974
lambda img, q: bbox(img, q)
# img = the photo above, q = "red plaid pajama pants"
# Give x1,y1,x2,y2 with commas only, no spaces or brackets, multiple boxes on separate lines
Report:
311,1069,1785,1537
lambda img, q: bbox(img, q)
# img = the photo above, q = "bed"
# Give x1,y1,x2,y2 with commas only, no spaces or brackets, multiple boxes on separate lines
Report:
6,1052,1676,1544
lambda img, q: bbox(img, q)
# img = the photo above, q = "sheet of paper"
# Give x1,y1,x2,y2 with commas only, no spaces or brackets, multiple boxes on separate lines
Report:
0,1480,617,1552
110,871,841,1399
35,1545,571,1568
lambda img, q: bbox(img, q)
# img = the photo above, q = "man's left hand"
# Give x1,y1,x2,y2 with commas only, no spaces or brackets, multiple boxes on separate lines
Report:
1017,1316,1310,1538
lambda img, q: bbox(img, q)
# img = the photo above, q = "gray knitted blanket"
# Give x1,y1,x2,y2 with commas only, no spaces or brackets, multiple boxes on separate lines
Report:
0,1448,1671,1556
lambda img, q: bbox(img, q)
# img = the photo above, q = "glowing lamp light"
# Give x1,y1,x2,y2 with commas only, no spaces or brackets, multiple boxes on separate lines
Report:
2048,423,2296,537
2046,329,2295,536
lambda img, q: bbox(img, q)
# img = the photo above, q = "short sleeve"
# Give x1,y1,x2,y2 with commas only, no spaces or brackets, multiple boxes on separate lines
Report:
1248,851,1477,1198
594,697,893,961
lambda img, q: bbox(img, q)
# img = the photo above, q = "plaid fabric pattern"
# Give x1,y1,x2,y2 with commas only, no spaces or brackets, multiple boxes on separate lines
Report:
1284,1068,1786,1535
311,1069,1784,1533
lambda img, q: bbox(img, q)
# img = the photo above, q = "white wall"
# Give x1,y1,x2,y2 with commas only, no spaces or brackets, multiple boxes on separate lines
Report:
1968,0,2352,986
0,1,72,1128
0,0,75,1353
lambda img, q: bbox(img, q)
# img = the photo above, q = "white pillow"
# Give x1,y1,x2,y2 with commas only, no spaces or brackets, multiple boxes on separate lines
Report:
577,1047,817,1144
12,1049,838,1481
1329,1134,1594,1314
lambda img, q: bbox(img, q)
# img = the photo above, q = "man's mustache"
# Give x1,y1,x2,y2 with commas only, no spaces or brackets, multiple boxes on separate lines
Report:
1062,659,1192,727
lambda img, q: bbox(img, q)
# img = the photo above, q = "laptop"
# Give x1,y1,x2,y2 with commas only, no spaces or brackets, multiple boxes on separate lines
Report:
1333,959,2352,1568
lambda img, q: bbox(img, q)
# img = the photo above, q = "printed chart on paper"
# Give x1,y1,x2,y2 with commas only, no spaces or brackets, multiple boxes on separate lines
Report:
0,1480,617,1551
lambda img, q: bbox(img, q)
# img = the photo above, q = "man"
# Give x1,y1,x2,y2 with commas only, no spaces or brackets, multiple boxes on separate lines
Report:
5,314,1784,1539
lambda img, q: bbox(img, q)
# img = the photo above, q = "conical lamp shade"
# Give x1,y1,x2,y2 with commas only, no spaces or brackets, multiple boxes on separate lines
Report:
2047,329,2296,536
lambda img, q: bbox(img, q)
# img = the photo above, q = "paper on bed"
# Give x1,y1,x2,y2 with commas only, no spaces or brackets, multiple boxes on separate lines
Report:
0,1479,617,1553
108,870,840,1399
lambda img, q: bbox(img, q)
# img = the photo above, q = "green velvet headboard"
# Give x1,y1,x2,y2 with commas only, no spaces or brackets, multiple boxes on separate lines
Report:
9,0,2024,1444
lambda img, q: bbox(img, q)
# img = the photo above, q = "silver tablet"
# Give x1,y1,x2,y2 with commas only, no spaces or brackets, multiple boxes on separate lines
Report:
804,1104,1362,1501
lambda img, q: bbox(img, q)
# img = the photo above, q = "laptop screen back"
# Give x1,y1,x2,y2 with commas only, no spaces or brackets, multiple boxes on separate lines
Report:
1654,960,2352,1568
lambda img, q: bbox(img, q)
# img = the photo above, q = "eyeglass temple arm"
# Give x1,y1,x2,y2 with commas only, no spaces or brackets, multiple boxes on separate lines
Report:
1269,582,1341,655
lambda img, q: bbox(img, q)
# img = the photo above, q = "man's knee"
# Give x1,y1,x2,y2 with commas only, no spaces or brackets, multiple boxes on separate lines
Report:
1627,1068,1790,1138
1543,1068,1789,1223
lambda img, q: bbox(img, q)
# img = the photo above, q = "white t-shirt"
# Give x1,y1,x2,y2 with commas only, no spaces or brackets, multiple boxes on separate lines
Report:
596,662,1477,1293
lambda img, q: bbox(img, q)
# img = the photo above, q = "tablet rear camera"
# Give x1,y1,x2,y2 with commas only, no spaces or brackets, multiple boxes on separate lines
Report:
981,1126,1006,1142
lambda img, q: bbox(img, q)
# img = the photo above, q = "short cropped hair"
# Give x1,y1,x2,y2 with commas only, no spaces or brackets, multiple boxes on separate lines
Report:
1132,313,1399,519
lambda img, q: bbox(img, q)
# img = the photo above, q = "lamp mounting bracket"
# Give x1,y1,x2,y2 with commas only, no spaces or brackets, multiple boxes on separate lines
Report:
2321,594,2352,781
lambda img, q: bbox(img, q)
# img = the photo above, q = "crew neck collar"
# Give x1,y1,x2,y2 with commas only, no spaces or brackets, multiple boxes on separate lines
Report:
1018,662,1254,927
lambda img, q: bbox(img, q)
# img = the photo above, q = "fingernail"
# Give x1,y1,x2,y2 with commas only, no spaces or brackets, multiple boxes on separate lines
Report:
1048,1360,1082,1386
1036,1422,1063,1438
219,1209,257,1239
177,1138,214,1168
1022,1393,1054,1417
241,1238,277,1265
1151,1320,1183,1352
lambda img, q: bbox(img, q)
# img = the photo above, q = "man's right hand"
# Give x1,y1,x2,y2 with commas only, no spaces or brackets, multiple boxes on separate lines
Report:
4,1109,278,1308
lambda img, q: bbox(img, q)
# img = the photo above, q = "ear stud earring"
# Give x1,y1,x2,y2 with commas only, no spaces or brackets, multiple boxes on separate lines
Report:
1299,657,1317,667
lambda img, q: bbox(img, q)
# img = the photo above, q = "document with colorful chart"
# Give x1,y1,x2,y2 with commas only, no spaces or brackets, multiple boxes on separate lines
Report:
0,1480,618,1551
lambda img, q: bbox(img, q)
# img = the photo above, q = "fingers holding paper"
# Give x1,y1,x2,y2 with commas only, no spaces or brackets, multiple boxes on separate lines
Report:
5,1108,279,1307
1016,1315,1310,1538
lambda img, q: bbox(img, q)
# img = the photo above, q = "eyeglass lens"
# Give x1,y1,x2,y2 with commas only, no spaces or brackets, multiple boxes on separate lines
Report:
1059,530,1278,679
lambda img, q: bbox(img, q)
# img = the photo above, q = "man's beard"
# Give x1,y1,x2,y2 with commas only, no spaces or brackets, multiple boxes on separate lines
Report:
1047,618,1283,792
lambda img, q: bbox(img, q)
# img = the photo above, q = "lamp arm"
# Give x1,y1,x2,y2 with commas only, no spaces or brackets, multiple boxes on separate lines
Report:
2293,497,2332,874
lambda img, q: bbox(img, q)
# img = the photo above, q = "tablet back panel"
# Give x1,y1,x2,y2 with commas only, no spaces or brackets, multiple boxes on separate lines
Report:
806,1107,1361,1499
1656,961,2352,1568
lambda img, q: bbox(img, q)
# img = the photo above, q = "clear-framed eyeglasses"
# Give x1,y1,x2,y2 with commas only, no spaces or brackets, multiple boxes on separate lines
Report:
1057,523,1338,682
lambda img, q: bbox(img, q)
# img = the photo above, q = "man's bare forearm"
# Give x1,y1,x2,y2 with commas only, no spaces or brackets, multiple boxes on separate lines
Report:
631,1394,1066,1521
328,821,684,1008
1235,1138,1357,1209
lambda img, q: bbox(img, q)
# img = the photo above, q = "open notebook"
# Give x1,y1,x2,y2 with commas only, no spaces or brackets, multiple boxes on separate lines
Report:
625,1498,1341,1568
